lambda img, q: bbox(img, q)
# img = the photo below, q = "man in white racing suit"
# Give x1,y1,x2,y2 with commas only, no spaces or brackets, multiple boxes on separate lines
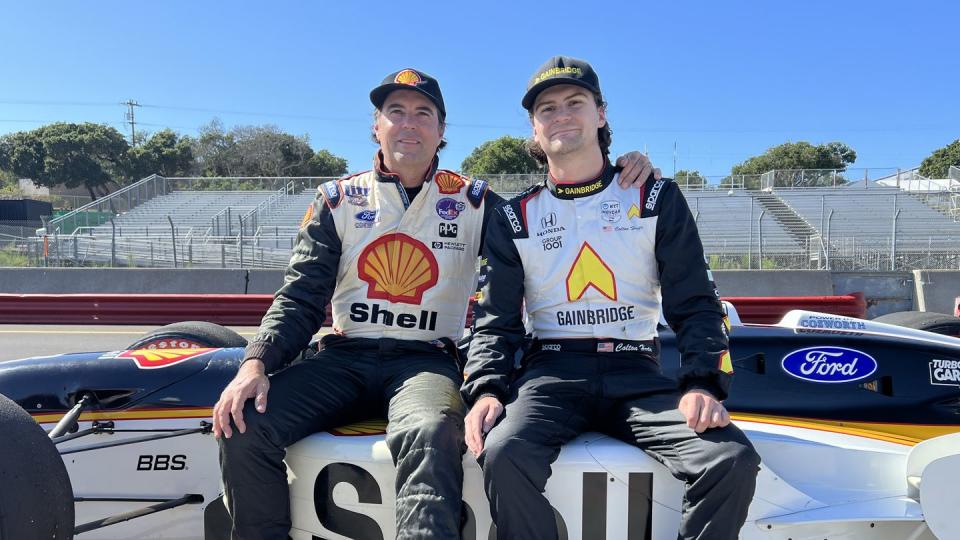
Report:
463,56,760,540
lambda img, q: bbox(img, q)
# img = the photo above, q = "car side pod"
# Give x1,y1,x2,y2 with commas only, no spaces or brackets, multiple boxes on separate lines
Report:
907,432,960,540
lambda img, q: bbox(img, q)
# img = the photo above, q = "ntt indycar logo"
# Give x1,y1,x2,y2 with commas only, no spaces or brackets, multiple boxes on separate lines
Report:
781,346,877,383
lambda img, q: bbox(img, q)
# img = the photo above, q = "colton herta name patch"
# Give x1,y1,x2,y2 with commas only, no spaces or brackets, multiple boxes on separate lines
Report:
557,306,636,326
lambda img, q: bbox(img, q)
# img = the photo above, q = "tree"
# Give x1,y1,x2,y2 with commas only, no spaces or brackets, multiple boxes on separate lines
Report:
731,141,856,188
191,120,348,182
127,129,194,179
674,169,706,189
919,139,960,179
0,123,130,199
308,149,348,177
460,136,542,175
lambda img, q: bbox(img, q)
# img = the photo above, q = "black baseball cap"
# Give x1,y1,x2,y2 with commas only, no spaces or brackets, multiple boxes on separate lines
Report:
369,68,446,118
522,56,602,111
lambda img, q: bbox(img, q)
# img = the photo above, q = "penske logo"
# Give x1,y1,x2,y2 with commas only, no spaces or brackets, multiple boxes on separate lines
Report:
435,172,465,194
394,69,422,85
358,233,439,304
566,242,617,301
118,348,214,369
628,203,641,219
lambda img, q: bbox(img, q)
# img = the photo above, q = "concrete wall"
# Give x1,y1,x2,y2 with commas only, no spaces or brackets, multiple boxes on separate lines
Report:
0,268,953,319
0,268,281,294
713,270,834,297
913,270,960,315
832,272,915,319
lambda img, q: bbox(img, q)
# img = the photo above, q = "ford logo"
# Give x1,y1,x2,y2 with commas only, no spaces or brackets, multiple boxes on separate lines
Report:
781,346,877,383
355,210,378,222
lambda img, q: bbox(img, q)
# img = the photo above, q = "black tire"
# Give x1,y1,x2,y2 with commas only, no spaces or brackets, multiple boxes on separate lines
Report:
0,393,74,540
127,321,248,350
873,311,960,337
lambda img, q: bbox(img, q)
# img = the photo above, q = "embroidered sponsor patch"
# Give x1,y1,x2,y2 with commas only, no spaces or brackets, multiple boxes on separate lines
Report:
436,198,466,220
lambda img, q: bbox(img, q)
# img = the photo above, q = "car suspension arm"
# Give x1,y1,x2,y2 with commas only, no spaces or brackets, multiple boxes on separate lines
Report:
73,494,204,534
59,422,212,455
48,394,93,439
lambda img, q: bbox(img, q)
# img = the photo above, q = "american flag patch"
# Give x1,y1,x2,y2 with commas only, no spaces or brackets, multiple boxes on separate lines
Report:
597,342,614,353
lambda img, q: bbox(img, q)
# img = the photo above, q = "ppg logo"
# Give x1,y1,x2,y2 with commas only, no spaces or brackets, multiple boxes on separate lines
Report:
541,212,557,229
439,223,458,238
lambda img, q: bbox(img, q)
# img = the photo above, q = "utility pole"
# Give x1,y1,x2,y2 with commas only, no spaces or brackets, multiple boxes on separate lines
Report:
673,141,677,177
123,100,140,146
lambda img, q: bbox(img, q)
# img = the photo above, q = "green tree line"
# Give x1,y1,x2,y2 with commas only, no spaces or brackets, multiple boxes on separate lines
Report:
0,120,348,199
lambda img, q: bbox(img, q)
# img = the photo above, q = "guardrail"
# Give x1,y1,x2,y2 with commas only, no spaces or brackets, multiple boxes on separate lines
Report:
0,293,867,326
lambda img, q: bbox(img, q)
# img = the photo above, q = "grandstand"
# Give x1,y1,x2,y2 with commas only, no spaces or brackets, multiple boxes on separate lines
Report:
16,168,960,271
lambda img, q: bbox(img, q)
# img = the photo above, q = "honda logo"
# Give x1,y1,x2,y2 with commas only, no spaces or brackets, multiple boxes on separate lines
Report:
540,212,557,229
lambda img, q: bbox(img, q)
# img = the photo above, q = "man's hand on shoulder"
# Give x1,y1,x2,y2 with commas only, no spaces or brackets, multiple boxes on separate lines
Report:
465,395,504,457
678,389,730,433
212,359,270,439
615,151,662,188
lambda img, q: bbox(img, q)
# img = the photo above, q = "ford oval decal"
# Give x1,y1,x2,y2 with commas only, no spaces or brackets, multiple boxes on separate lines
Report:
781,346,877,383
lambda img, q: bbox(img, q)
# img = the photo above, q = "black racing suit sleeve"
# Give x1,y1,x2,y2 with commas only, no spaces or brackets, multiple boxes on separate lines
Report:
479,189,506,254
654,182,731,400
243,198,342,374
462,207,526,406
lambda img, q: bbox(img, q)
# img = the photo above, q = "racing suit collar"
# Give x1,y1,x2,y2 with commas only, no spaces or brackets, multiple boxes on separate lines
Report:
373,151,440,186
546,160,618,199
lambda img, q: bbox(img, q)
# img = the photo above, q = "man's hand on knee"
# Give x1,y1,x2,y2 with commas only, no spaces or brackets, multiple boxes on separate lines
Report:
678,389,730,433
465,396,504,457
213,359,270,439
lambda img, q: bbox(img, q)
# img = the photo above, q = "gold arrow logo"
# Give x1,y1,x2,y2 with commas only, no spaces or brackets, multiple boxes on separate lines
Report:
566,242,617,301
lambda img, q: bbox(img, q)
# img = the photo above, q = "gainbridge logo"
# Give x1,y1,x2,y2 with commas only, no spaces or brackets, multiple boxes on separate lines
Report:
566,242,617,301
118,348,214,369
358,233,439,304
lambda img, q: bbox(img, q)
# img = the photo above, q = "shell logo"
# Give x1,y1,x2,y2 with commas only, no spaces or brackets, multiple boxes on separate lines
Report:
435,172,465,194
394,69,422,86
118,348,214,369
358,233,439,305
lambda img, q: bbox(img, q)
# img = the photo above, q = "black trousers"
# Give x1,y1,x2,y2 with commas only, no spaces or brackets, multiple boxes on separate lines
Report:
219,336,466,540
478,351,760,540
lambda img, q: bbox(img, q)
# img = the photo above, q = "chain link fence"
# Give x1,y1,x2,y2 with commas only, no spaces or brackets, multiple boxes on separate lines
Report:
3,168,958,271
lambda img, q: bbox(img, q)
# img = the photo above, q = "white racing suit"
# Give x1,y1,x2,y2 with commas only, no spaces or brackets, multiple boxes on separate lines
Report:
463,164,760,540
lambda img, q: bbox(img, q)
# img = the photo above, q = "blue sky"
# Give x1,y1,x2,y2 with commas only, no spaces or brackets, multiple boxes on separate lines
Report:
1,1,956,180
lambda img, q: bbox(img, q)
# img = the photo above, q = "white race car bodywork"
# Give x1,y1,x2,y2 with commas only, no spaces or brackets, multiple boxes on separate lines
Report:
17,309,960,539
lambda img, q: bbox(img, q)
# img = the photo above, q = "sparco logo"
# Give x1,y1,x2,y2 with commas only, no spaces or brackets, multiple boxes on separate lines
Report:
644,179,665,210
542,343,562,351
781,346,877,383
503,206,522,233
541,212,557,229
930,359,960,386
470,180,485,198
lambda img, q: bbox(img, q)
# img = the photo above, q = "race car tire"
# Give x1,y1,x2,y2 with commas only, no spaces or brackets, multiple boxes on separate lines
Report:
873,311,960,337
0,393,74,540
127,321,248,350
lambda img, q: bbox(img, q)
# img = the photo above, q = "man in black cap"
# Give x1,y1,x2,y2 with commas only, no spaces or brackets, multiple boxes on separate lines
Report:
213,67,661,539
463,56,760,539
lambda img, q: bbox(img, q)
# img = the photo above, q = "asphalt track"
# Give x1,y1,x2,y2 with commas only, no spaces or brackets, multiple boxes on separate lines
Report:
0,324,263,362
